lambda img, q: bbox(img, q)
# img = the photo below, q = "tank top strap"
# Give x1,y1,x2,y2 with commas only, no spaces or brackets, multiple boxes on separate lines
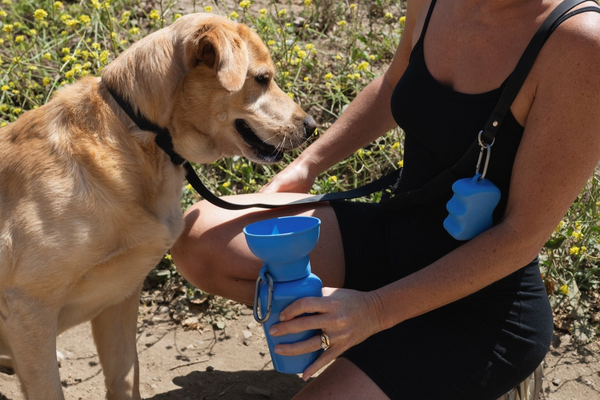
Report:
411,0,438,58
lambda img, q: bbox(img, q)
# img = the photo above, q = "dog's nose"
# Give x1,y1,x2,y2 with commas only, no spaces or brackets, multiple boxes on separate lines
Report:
303,116,317,139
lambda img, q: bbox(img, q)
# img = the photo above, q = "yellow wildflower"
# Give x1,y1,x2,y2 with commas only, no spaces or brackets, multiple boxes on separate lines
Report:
12,108,21,115
205,6,213,13
357,61,369,71
328,176,337,183
0,85,8,91
398,160,404,168
399,16,406,26
324,73,333,80
392,142,400,150
297,50,307,58
79,15,91,24
230,11,238,19
99,50,110,64
129,27,139,35
53,1,63,10
572,230,583,241
259,8,267,15
0,122,7,127
305,43,314,50
15,36,24,44
174,13,182,19
149,10,160,20
304,0,312,6
3,24,13,33
43,77,51,86
267,40,275,46
0,10,6,18
239,1,251,10
569,246,580,255
560,284,569,295
278,9,287,17
338,20,347,27
34,9,48,21
92,42,101,50
287,92,294,99
223,181,231,188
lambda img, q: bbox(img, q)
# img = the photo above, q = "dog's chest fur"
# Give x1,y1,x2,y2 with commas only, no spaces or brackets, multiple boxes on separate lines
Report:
0,79,185,330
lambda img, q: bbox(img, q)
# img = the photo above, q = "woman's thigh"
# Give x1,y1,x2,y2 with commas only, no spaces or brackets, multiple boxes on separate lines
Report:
170,193,346,304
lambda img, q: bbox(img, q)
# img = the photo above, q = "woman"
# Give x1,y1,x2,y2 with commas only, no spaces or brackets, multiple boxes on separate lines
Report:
171,0,600,398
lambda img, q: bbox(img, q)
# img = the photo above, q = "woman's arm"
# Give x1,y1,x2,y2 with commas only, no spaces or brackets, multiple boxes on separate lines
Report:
260,0,428,193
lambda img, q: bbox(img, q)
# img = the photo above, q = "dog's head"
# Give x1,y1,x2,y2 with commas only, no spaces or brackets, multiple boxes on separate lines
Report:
102,13,316,164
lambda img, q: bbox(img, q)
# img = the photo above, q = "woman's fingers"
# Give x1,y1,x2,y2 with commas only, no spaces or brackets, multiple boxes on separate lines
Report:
273,332,340,381
274,333,324,356
279,290,339,321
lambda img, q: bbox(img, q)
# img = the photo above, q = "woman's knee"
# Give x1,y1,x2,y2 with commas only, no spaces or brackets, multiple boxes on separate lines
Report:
170,202,230,291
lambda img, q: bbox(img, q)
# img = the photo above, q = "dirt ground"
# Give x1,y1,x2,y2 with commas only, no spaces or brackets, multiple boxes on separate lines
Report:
0,303,598,400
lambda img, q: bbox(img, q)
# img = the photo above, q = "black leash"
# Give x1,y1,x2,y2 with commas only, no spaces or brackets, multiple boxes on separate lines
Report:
103,83,400,209
102,0,593,211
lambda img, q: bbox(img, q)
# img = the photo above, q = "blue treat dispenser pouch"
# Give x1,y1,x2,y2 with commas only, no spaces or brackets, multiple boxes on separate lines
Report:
444,136,501,240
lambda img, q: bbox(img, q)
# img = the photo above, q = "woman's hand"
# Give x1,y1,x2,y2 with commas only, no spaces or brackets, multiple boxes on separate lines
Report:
267,287,385,380
259,161,316,194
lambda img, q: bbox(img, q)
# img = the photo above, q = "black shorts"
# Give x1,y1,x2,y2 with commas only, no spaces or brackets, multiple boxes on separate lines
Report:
330,200,553,400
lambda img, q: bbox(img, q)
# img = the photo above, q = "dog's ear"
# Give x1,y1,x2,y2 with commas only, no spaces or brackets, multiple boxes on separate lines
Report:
186,24,249,92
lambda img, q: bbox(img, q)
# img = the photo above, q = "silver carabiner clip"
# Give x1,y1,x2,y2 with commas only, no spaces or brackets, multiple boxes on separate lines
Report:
253,270,273,324
476,131,494,180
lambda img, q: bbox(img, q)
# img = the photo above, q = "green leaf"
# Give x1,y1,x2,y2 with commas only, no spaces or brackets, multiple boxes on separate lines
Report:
544,236,566,249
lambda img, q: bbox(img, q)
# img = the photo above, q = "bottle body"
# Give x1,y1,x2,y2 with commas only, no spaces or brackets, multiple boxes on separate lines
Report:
258,272,323,374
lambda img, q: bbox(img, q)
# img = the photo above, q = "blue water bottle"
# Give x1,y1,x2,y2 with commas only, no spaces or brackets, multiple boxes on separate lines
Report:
243,216,323,374
444,138,501,240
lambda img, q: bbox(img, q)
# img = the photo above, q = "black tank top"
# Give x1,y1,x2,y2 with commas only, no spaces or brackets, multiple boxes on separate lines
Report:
391,0,525,232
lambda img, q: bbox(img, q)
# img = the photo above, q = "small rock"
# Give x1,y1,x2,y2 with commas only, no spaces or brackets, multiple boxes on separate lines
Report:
247,321,258,330
242,330,253,339
243,339,251,346
552,378,561,386
206,365,214,372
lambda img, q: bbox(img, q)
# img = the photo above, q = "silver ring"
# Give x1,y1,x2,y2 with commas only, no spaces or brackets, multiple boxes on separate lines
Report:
321,333,330,351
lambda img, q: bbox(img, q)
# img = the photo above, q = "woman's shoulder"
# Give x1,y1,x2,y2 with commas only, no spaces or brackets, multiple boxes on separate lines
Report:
524,5,600,112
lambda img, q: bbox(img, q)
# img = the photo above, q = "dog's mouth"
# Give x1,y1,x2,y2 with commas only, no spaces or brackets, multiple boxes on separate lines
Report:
235,119,284,163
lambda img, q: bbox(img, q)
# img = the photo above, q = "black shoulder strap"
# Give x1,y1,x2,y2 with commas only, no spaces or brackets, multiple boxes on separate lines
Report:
480,0,592,144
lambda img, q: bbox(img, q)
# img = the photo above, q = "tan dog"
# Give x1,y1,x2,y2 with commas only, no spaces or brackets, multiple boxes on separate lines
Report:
0,13,315,400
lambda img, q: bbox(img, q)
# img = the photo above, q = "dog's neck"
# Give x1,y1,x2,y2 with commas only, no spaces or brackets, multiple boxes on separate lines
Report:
102,81,186,166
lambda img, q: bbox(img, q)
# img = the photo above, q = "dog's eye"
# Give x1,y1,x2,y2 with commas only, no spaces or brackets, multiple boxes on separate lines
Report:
255,74,270,85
